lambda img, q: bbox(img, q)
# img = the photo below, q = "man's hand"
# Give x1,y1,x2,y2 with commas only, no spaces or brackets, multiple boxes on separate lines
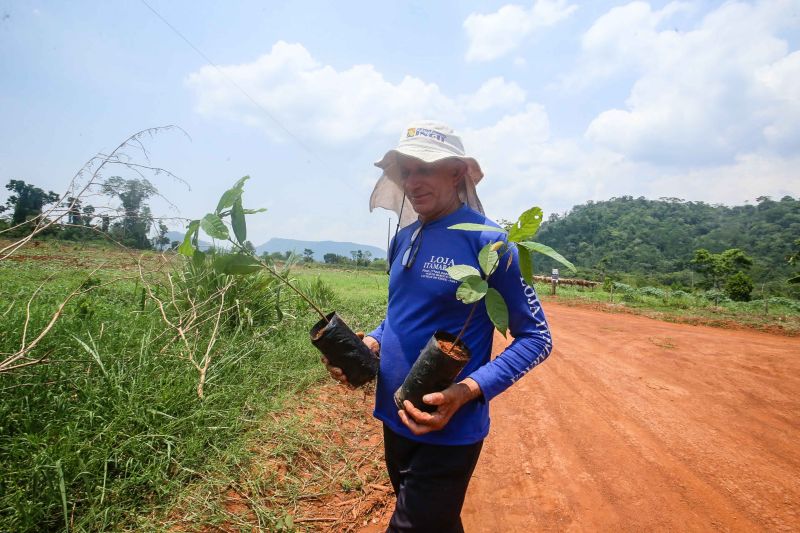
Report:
360,333,380,356
320,333,379,389
398,378,482,435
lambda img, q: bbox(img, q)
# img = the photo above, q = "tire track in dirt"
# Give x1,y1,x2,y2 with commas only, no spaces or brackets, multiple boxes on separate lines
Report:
461,302,800,532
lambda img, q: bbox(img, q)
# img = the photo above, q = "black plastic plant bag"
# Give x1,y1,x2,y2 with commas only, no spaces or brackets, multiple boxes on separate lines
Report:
310,312,379,387
394,331,471,413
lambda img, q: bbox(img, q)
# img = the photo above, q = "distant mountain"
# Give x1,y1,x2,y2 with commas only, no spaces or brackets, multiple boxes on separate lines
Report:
255,238,386,260
165,231,214,251
164,232,385,260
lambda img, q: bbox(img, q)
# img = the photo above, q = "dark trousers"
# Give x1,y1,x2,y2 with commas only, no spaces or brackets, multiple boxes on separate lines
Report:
383,425,484,533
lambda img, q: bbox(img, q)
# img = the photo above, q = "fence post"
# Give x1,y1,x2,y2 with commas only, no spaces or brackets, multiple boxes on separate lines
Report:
551,269,559,296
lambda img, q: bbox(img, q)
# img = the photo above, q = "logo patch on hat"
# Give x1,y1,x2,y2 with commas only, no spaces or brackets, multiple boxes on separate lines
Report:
406,127,446,143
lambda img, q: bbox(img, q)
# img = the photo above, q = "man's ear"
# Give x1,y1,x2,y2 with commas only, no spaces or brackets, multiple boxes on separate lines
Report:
450,169,464,189
452,161,467,182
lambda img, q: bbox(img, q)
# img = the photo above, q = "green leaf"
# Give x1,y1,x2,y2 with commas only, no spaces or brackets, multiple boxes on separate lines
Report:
518,246,534,285
177,220,199,257
243,208,267,214
507,207,543,243
215,175,250,214
448,223,507,233
455,276,488,304
485,288,509,337
518,241,576,273
56,459,68,532
478,243,499,277
447,264,480,281
201,213,229,240
231,197,246,244
789,274,800,284
213,254,262,275
178,238,194,257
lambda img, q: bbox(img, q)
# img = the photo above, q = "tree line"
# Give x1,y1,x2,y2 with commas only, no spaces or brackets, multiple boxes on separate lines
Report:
0,178,171,250
260,248,385,269
532,195,799,297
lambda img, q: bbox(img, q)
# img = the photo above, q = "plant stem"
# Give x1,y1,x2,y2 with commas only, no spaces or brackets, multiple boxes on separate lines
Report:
446,246,506,355
449,302,478,355
229,241,328,322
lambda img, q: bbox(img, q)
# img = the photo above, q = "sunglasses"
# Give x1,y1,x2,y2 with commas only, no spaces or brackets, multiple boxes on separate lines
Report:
401,224,425,269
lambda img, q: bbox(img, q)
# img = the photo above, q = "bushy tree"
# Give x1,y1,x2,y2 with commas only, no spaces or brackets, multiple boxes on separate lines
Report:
59,196,100,241
1,179,59,226
691,248,753,290
789,238,800,284
323,253,350,265
101,177,157,249
349,249,372,267
725,272,754,301
154,222,170,251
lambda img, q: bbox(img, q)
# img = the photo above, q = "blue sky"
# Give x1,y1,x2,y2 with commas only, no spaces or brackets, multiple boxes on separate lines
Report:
1,1,799,250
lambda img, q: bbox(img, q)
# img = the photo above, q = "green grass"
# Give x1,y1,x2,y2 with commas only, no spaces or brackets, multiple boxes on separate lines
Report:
294,265,388,304
536,281,800,334
0,246,387,531
293,265,388,333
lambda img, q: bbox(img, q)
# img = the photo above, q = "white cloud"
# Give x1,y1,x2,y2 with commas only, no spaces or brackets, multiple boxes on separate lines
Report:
646,152,800,206
580,1,800,166
459,77,526,112
184,32,798,233
463,104,798,223
461,106,639,219
463,0,578,62
188,42,538,146
563,1,692,87
186,41,462,144
756,50,800,152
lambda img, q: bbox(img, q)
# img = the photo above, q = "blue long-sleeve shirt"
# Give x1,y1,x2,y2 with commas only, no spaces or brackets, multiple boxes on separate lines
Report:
369,204,553,445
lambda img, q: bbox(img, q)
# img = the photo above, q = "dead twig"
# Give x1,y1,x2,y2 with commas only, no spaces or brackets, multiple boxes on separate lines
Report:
0,265,104,373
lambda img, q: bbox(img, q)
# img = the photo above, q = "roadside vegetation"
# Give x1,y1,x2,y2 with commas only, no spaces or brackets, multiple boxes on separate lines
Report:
535,279,800,335
0,240,386,531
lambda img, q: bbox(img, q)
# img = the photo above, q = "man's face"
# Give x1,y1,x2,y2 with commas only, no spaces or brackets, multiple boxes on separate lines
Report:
397,155,463,221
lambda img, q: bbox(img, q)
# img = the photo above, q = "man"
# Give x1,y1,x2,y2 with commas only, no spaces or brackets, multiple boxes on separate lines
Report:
323,120,552,532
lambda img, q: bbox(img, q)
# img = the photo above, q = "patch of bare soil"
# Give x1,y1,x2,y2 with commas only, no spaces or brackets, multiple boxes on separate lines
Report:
462,302,800,532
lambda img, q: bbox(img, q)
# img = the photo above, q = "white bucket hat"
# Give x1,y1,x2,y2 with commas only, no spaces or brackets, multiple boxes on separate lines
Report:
369,120,484,228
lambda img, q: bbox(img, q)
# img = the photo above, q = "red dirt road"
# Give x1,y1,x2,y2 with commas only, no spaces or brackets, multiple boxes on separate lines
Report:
461,302,800,532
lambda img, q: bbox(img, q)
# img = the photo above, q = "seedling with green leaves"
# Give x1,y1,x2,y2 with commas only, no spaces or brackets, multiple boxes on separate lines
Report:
177,177,378,387
177,176,328,321
445,206,576,345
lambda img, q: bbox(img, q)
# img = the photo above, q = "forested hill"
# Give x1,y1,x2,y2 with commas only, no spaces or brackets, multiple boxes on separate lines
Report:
534,195,799,288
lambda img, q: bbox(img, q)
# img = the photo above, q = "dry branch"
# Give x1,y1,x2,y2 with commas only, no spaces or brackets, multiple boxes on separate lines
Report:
0,125,188,262
0,266,103,373
0,126,189,374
